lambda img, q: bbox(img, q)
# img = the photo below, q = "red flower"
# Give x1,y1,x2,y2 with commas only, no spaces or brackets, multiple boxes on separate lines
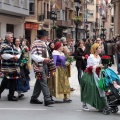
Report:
24,47,29,52
85,54,89,59
101,55,111,59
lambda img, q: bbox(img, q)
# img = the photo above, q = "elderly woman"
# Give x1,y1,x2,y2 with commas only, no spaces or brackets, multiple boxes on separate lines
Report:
81,43,106,111
49,42,72,102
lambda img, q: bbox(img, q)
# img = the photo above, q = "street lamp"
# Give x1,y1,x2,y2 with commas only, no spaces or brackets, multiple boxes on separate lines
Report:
101,17,106,38
74,0,81,46
50,11,57,40
85,22,88,39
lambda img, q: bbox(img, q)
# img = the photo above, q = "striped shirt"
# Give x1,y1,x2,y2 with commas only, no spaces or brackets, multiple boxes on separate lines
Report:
0,40,20,73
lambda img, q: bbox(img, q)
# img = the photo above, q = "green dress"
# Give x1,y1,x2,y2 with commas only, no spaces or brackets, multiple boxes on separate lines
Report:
81,54,106,110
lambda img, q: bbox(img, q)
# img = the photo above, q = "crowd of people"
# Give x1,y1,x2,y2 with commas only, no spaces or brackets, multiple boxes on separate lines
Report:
0,31,120,110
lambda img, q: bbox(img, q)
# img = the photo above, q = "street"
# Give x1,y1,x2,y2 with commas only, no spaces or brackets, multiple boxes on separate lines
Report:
0,62,120,120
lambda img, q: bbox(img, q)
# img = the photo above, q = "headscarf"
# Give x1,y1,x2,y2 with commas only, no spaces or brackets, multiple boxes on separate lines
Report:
90,43,99,54
54,42,62,50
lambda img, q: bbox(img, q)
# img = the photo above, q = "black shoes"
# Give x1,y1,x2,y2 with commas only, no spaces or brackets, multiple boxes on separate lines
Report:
44,100,55,106
30,99,43,104
8,96,18,101
18,94,24,98
63,99,72,103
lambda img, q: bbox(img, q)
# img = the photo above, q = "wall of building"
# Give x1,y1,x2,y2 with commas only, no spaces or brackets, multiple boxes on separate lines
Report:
0,15,24,38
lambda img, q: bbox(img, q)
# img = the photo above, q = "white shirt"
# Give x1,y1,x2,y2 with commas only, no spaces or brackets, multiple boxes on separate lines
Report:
87,54,101,69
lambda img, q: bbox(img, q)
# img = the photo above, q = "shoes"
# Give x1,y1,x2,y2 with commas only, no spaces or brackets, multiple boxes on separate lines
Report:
30,99,43,104
44,100,55,106
82,105,90,111
63,99,72,103
8,96,18,101
70,88,75,91
18,94,24,98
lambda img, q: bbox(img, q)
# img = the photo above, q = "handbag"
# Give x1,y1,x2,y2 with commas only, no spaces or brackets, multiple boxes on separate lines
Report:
98,69,108,91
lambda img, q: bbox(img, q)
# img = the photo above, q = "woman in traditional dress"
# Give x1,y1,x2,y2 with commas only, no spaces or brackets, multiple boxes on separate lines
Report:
81,43,106,111
13,38,30,98
49,42,72,102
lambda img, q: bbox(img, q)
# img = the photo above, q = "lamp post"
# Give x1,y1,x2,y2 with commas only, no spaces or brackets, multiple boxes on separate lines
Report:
50,11,57,40
74,0,81,45
101,16,106,38
85,22,88,39
94,22,97,39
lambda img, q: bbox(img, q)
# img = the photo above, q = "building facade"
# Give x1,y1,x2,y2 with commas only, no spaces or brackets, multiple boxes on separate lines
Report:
112,0,120,36
55,0,74,39
0,0,29,38
25,0,53,43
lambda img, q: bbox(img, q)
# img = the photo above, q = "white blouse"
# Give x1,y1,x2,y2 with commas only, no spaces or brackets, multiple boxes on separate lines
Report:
87,54,101,68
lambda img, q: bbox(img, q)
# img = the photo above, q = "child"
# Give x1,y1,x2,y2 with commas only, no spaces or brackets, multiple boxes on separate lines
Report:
113,81,120,92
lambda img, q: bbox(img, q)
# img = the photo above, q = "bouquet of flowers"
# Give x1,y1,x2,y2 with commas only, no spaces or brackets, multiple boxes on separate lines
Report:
101,55,112,67
66,54,75,64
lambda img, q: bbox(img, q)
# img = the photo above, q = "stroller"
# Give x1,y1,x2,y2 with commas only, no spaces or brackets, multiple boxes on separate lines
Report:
99,68,120,115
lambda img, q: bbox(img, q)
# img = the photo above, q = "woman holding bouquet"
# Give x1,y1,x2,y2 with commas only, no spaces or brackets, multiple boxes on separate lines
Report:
81,43,106,111
49,42,72,102
74,41,87,85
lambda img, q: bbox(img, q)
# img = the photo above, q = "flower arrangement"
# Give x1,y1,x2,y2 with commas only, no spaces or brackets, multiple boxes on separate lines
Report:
73,16,82,24
101,55,112,67
51,25,59,29
66,54,75,64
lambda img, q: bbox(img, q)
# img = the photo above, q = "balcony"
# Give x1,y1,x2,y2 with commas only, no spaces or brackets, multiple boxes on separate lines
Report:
56,20,74,27
0,0,29,17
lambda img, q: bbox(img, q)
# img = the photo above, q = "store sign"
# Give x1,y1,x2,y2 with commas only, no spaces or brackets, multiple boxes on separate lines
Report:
25,23,39,30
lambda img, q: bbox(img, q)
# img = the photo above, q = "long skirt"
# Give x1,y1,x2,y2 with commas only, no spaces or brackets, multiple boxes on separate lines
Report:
16,66,30,92
48,66,70,99
81,72,106,110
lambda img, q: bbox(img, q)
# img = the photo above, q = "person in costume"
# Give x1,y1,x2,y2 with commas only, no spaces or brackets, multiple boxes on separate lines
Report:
0,32,20,101
13,38,30,98
30,30,55,106
81,43,106,111
49,42,72,102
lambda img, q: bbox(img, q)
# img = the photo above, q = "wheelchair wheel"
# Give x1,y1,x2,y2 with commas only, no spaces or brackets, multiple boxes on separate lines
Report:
103,108,111,115
111,107,119,113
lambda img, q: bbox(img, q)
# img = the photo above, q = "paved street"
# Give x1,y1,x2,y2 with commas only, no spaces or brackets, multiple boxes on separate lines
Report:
0,62,120,120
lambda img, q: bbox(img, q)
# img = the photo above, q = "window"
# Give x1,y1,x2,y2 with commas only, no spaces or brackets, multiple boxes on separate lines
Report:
6,24,14,34
4,0,9,4
62,10,65,20
87,0,94,4
57,11,60,20
65,8,67,21
87,10,94,18
14,0,19,7
111,16,114,23
96,6,99,13
44,3,46,19
29,1,35,15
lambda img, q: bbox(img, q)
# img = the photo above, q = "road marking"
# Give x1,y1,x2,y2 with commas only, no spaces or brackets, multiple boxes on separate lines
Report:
0,108,46,111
